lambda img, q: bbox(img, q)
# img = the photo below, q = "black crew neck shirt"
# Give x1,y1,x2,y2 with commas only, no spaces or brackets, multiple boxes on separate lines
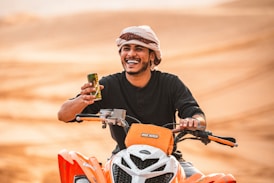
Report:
81,70,204,150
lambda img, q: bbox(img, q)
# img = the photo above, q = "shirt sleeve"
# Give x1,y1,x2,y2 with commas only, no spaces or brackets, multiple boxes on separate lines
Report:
173,77,204,118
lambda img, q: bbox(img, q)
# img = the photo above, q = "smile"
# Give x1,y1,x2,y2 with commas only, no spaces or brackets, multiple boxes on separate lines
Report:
126,60,139,64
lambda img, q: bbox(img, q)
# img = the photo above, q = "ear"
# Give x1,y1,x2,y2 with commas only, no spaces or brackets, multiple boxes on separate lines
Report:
149,52,156,70
149,51,156,62
150,61,156,70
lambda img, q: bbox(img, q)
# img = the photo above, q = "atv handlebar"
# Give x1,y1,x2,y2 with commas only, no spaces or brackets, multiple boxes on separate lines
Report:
75,109,238,148
208,135,238,147
173,129,238,148
76,109,129,128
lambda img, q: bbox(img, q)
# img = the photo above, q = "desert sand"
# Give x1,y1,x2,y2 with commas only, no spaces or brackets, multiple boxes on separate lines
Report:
0,0,273,182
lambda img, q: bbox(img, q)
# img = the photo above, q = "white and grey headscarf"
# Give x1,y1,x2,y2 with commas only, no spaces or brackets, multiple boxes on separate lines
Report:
116,25,162,66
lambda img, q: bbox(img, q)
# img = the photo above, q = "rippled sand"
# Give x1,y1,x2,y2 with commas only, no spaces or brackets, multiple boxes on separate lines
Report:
0,0,273,182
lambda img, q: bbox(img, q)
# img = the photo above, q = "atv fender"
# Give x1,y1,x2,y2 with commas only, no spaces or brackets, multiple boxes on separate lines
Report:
58,149,107,183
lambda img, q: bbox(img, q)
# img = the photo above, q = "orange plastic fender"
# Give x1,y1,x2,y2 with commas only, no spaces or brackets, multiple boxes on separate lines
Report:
58,149,107,183
214,174,236,183
183,173,236,183
58,149,85,183
183,173,205,183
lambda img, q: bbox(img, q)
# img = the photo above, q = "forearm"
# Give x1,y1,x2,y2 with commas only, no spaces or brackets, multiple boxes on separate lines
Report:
57,97,89,122
58,82,100,122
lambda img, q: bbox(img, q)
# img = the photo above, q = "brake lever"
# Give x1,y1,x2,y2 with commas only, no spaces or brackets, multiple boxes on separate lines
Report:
100,109,128,127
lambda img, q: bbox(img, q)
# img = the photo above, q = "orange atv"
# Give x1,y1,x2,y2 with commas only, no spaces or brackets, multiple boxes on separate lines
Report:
58,109,237,183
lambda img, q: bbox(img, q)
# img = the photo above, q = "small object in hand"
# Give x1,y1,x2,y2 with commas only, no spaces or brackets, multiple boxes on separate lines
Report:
87,73,102,101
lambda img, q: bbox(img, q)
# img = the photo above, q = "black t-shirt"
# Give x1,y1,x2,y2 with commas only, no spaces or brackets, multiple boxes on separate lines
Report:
81,70,204,150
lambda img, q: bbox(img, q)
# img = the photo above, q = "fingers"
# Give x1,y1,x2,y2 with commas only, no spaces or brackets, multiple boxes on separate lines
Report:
80,83,95,104
79,83,104,104
80,94,96,105
179,118,200,130
81,83,93,95
80,83,104,95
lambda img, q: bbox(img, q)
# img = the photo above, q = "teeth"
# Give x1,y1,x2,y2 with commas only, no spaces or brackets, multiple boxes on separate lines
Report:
127,60,139,64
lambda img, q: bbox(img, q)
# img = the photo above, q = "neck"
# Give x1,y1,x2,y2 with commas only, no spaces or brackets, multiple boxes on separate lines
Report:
126,70,151,88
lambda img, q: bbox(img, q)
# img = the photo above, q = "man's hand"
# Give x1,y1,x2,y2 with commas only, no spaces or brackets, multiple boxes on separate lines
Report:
57,83,104,122
178,115,206,131
80,83,104,104
179,118,200,130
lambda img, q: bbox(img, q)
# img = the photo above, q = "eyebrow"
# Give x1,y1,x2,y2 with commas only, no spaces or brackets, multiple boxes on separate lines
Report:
122,44,146,49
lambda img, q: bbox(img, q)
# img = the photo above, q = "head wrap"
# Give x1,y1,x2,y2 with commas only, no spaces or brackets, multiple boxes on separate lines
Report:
116,25,162,65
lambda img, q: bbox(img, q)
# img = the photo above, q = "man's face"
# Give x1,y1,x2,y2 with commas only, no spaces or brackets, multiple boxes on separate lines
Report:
120,44,154,75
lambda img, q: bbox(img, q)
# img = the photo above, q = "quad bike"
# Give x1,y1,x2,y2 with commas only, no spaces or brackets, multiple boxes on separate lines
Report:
58,109,238,183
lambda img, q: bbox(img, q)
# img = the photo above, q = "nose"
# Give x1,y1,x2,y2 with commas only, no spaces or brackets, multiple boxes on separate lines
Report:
127,49,136,57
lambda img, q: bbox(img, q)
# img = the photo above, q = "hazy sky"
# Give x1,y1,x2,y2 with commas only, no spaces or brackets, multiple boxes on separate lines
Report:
0,0,233,17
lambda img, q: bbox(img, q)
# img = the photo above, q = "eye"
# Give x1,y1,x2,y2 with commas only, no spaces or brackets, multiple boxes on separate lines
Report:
122,47,130,51
135,46,145,52
121,45,131,51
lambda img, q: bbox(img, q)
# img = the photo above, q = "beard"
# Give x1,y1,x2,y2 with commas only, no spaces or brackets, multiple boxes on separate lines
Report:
125,61,150,75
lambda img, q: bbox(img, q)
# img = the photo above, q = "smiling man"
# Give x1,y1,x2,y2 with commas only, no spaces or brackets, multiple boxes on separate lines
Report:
58,25,206,178
116,26,162,87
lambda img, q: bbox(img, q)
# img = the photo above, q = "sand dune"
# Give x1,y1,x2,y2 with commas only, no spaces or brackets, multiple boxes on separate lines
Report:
0,0,273,182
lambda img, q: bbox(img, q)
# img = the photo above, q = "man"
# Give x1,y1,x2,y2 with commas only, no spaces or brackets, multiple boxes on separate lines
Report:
58,25,206,177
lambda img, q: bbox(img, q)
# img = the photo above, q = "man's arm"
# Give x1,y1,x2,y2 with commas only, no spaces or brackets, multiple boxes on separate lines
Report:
57,83,98,122
57,97,90,122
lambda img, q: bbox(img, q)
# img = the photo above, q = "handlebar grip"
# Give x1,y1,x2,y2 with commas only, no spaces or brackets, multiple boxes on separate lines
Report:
208,135,238,147
76,117,103,122
75,114,103,122
172,128,182,133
